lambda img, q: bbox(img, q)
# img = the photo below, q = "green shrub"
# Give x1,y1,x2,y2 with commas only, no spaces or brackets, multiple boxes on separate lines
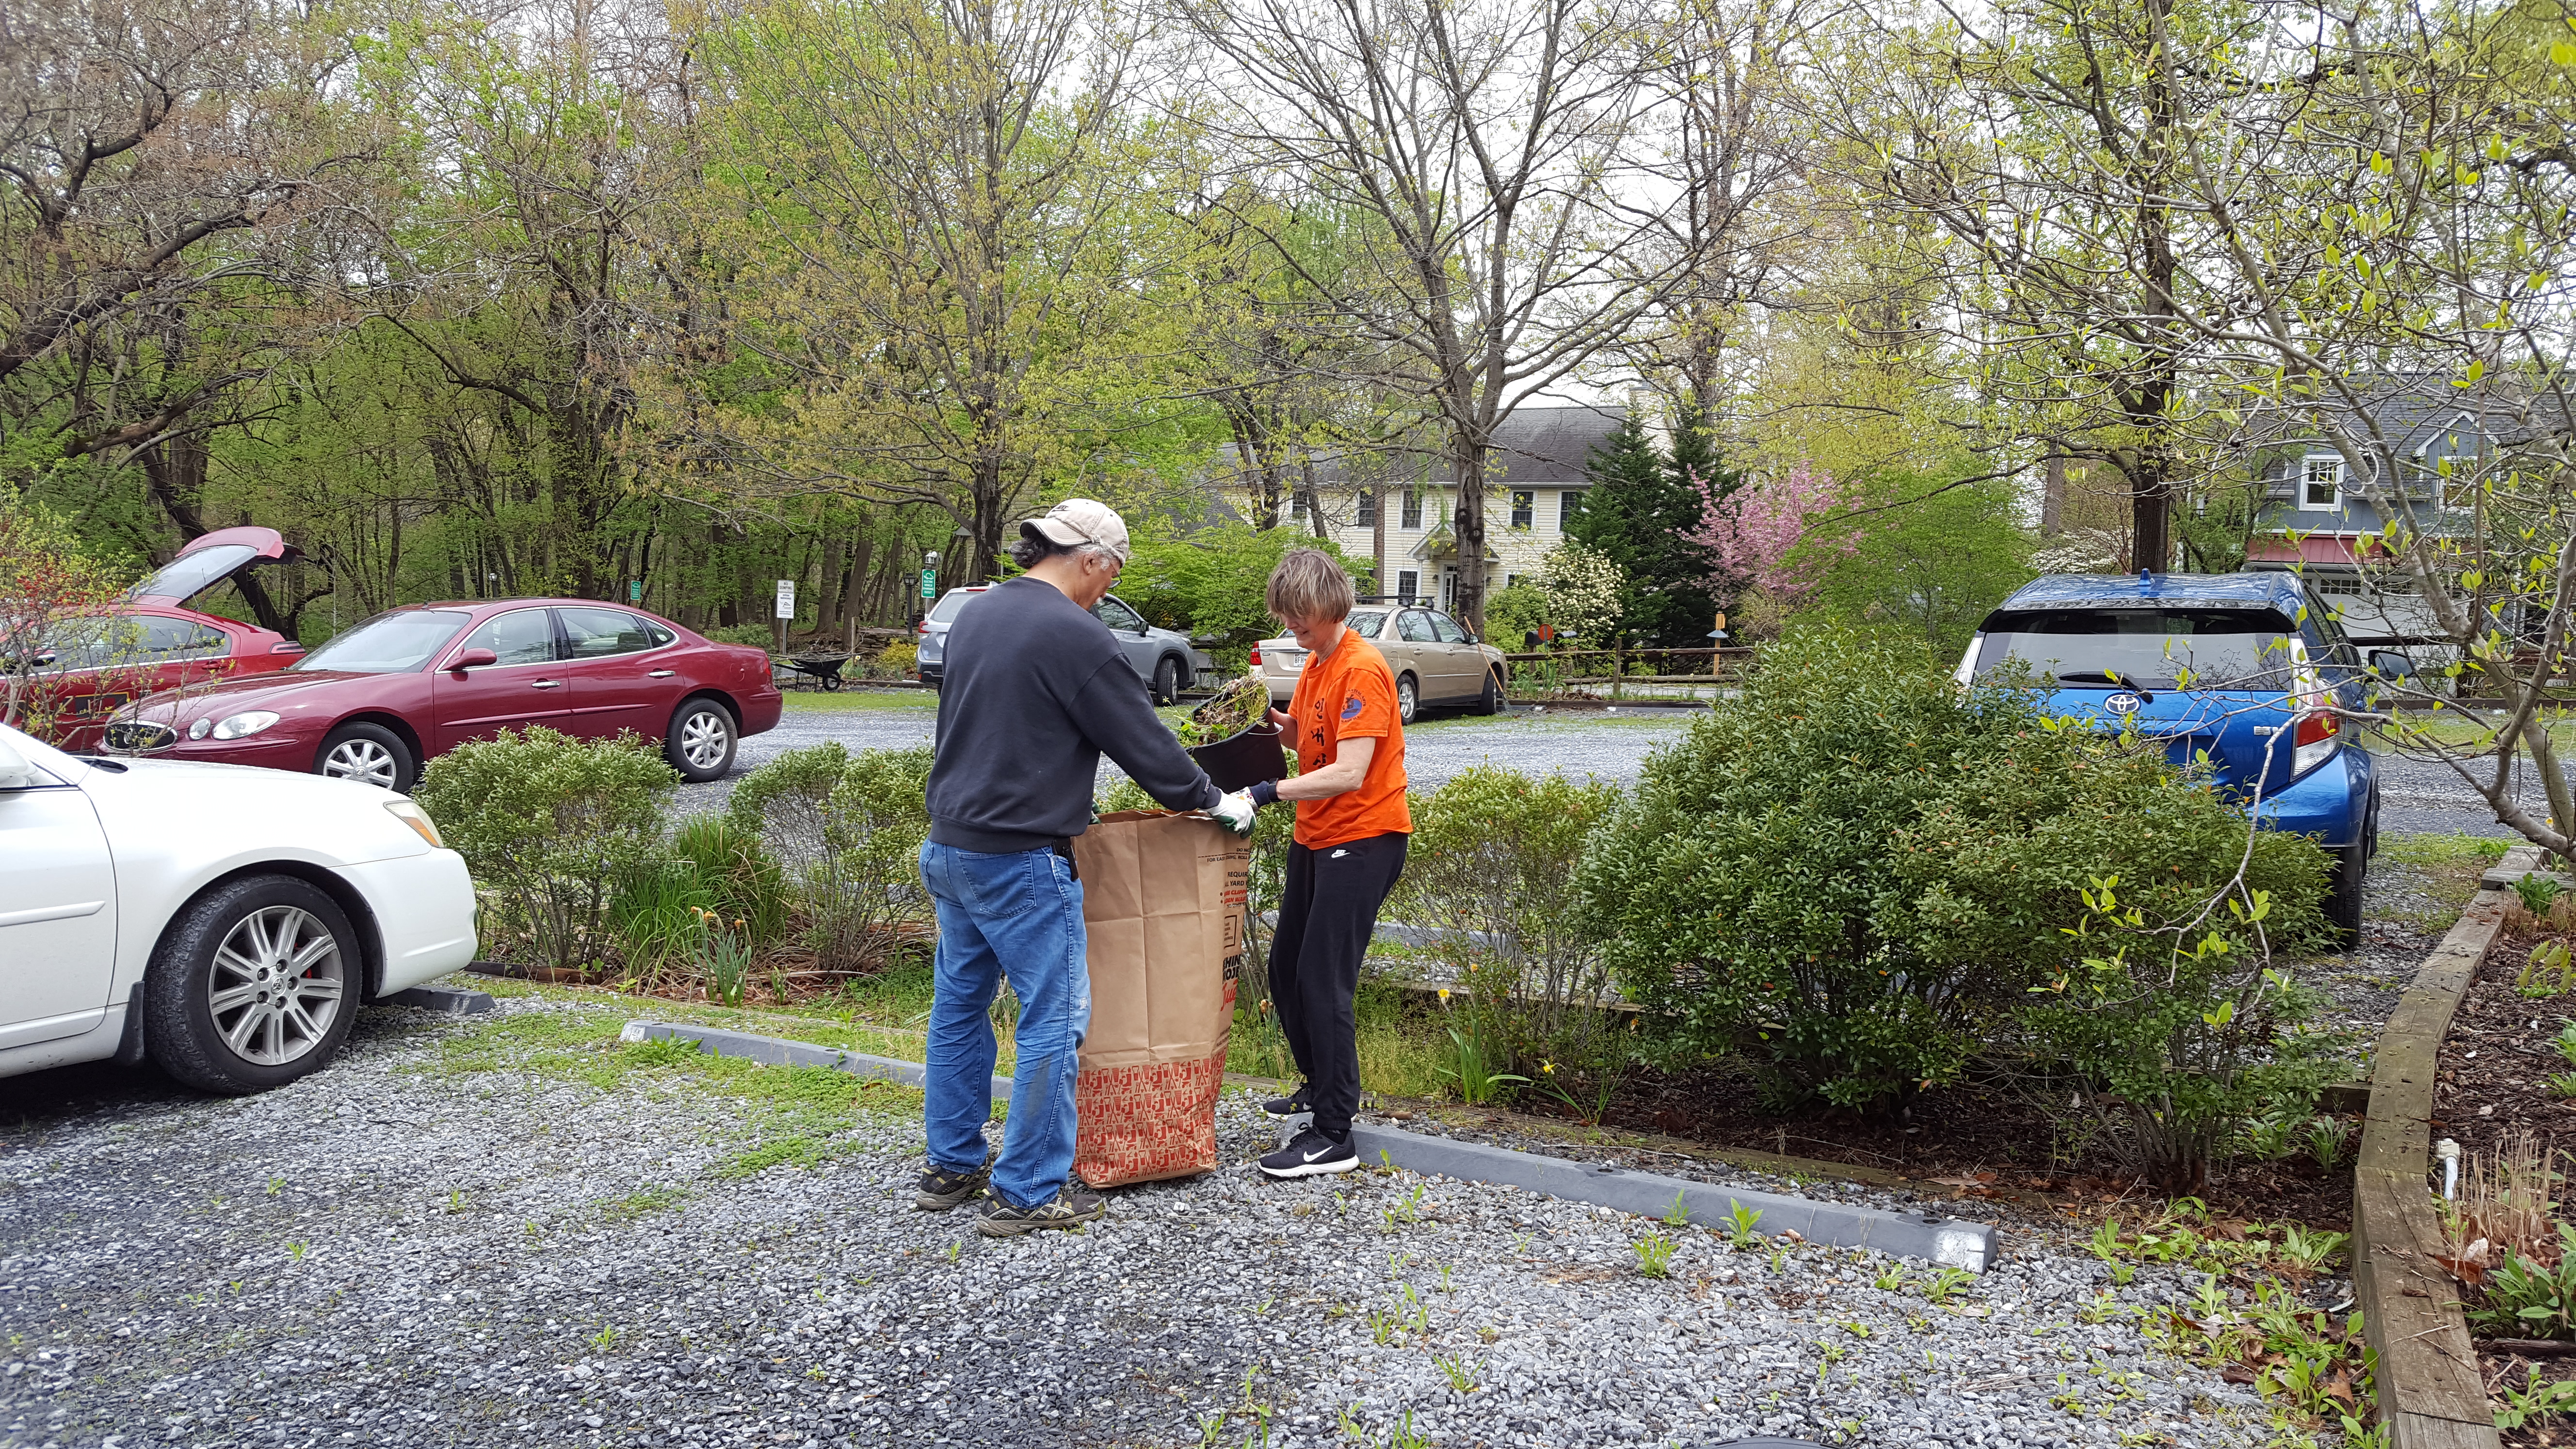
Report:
416,727,676,974
669,812,790,944
1577,626,2338,1188
728,743,934,972
1398,766,1623,1084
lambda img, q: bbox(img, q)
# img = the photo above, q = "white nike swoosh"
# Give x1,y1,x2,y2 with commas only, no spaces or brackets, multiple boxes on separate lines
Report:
1303,1146,1334,1162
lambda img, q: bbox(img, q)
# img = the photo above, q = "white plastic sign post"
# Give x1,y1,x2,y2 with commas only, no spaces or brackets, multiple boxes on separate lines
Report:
774,580,795,621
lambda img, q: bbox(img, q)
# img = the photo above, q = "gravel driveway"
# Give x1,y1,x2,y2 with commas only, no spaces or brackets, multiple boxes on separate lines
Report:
1,997,2276,1449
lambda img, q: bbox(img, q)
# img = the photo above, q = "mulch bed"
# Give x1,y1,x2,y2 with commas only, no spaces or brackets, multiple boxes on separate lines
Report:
2433,927,2576,1445
1510,1058,2359,1228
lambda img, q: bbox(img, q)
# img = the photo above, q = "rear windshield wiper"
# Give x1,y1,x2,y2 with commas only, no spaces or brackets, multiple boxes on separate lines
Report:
2055,671,2156,701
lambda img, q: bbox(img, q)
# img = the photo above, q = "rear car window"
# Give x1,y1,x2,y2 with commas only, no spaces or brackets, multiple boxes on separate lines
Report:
1345,611,1386,639
1973,608,2300,691
928,588,985,624
296,610,473,673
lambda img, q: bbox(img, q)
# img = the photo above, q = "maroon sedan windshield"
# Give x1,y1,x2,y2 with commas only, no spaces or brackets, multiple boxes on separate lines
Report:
293,610,473,674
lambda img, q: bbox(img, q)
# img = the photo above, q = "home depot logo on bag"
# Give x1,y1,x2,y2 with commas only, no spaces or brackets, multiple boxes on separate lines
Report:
1068,810,1250,1189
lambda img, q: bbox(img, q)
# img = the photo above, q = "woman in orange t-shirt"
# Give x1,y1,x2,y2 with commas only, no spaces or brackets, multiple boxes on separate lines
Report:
1240,549,1411,1179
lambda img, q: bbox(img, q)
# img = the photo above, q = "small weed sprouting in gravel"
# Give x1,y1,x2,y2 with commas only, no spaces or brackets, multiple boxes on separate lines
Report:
1633,1227,1677,1279
1338,1406,1429,1449
447,1188,467,1213
1435,1264,1453,1294
1837,1319,1872,1339
1663,1190,1690,1228
1874,1265,1907,1292
2078,1290,2121,1325
947,1241,961,1264
1367,1306,1398,1345
285,1241,306,1262
2087,1220,2139,1286
591,1324,622,1352
1382,1185,1429,1230
1397,1284,1431,1335
1723,1203,1766,1250
1434,1352,1478,1392
265,1176,282,1196
1920,1268,1975,1305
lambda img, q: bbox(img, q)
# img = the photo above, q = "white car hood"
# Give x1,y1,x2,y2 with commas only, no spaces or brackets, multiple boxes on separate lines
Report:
75,755,434,868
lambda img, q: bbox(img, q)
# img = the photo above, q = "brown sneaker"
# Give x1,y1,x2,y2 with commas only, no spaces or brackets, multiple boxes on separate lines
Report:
974,1187,1107,1237
914,1155,993,1211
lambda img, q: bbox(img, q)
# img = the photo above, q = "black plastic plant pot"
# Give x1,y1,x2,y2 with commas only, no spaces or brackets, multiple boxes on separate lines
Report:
1188,720,1288,792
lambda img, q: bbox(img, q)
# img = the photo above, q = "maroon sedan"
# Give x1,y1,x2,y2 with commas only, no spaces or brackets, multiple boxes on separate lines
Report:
100,599,783,794
20,527,306,750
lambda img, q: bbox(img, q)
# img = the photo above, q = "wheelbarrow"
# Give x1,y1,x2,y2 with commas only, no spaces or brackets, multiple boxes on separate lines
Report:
773,652,853,690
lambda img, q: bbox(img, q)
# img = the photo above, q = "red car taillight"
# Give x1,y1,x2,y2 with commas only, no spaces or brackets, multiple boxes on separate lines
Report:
2292,709,2341,774
917,620,929,636
1249,645,1263,667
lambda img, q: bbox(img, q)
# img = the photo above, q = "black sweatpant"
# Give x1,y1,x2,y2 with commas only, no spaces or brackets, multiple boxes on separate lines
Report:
1268,832,1408,1141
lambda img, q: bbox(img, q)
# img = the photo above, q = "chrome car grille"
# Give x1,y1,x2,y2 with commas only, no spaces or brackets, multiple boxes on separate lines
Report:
103,719,178,753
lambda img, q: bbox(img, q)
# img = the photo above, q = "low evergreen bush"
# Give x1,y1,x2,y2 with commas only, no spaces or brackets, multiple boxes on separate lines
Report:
415,727,676,975
728,743,934,972
1578,626,2339,1188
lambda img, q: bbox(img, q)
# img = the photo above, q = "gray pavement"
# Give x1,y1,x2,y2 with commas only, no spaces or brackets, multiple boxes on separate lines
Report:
695,691,2539,844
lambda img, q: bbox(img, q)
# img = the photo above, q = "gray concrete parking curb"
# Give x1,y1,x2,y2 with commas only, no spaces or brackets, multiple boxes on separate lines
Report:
618,1019,1997,1272
385,985,497,1015
2354,842,2540,1449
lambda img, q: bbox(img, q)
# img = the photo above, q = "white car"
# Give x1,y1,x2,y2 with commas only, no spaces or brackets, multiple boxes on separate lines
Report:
0,722,477,1093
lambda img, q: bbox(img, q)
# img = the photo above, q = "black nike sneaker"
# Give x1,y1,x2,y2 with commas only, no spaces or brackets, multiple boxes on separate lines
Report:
914,1153,994,1211
1261,1082,1313,1118
975,1187,1108,1237
1258,1127,1359,1179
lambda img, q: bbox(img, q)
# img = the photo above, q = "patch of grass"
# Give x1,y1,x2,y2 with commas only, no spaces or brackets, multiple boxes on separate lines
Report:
776,688,937,713
603,1184,689,1222
2370,832,2516,935
716,1128,852,1179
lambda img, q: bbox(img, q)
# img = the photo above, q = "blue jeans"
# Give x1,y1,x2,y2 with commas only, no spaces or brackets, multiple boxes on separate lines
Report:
919,841,1091,1208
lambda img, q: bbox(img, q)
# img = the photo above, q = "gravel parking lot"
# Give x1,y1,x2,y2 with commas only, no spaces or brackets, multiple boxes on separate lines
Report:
1,996,2277,1449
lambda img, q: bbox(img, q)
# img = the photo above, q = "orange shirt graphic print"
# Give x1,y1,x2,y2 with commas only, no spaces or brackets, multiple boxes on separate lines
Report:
1284,626,1411,849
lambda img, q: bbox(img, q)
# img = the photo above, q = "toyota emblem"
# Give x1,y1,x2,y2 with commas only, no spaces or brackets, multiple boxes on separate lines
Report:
2104,691,2143,715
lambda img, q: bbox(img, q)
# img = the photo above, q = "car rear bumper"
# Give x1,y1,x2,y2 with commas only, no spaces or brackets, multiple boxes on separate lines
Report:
2252,743,2373,850
741,684,784,737
339,849,479,995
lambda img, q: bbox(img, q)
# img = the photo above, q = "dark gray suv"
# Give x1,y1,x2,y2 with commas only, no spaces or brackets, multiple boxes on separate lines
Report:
917,587,1213,705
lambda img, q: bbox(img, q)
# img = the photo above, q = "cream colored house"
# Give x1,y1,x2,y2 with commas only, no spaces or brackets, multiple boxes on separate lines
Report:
1214,405,1626,611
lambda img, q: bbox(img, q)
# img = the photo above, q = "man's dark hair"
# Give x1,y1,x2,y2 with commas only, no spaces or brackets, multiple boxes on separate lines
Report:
1006,528,1112,571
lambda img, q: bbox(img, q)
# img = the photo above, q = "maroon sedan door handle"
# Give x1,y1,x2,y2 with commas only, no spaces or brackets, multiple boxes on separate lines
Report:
529,679,562,690
648,669,676,678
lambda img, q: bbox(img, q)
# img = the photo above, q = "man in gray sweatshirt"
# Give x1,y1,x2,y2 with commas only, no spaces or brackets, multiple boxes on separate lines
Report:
913,499,1255,1235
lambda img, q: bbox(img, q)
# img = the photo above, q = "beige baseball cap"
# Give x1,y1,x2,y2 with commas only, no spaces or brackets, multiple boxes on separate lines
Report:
1018,498,1131,561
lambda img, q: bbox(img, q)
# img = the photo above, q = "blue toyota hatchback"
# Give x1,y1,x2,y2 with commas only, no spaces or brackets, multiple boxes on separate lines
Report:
1954,572,2381,938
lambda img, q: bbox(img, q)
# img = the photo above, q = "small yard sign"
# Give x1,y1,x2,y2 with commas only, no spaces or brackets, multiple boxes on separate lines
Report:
919,567,936,600
774,579,796,620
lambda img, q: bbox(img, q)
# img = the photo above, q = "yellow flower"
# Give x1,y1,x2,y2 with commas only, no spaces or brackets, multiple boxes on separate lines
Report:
1437,987,1451,1001
1542,1061,1556,1075
734,918,746,930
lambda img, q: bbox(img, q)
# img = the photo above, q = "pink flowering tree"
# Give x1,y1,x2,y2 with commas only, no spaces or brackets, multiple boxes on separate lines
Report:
1685,461,1854,609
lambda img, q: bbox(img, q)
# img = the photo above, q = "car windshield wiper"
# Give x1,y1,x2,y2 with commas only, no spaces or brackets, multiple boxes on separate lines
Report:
2055,670,2157,701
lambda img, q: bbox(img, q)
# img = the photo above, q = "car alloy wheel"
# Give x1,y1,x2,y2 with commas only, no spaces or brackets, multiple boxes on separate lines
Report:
679,710,730,770
322,736,398,788
207,904,347,1068
1395,673,1419,725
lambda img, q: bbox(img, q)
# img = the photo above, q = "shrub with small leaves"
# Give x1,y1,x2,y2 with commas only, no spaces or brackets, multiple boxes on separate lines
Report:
416,727,676,974
728,743,934,972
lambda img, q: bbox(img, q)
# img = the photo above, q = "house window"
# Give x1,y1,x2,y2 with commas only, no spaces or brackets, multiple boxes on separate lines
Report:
2312,574,2364,596
1290,492,1309,521
2302,458,2342,509
1506,573,1522,590
1401,489,1422,530
1355,490,1376,526
1511,491,1533,529
1560,488,1587,528
1395,568,1419,603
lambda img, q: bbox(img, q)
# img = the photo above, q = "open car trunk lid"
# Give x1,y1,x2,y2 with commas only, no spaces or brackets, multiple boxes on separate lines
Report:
125,527,301,607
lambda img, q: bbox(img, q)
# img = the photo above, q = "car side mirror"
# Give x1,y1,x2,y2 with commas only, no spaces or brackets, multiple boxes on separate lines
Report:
2368,649,2415,679
0,734,40,790
450,647,499,673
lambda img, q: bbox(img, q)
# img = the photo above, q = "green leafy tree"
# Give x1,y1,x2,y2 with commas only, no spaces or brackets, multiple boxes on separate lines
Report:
1566,413,1729,646
1803,464,2032,656
1120,525,1348,649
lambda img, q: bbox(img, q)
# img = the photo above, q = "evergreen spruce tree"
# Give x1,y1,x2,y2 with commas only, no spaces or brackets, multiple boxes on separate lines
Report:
1563,407,1732,646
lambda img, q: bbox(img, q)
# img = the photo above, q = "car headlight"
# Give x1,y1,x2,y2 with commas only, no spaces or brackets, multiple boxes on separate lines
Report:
211,710,280,740
189,717,212,739
384,798,444,848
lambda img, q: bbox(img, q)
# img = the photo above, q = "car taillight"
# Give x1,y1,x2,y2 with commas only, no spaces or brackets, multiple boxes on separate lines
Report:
917,620,929,636
2292,710,2341,774
1249,646,1262,668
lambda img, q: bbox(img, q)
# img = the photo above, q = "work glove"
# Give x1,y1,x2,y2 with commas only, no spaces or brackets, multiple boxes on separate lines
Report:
1210,789,1258,837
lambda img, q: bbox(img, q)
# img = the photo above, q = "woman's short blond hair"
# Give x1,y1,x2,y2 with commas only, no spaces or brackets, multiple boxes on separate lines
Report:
1265,548,1356,625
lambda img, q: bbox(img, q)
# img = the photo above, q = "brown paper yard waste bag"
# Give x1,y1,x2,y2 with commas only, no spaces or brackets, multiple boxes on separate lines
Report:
1068,810,1248,1188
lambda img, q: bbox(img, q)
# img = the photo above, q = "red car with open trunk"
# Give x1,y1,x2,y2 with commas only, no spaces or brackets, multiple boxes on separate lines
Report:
12,527,308,750
101,598,783,794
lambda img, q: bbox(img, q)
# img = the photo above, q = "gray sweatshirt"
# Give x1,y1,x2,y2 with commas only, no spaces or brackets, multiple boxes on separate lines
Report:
925,576,1220,853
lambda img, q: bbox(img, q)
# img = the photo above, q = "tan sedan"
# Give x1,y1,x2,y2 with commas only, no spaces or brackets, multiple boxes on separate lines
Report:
1251,604,1507,723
